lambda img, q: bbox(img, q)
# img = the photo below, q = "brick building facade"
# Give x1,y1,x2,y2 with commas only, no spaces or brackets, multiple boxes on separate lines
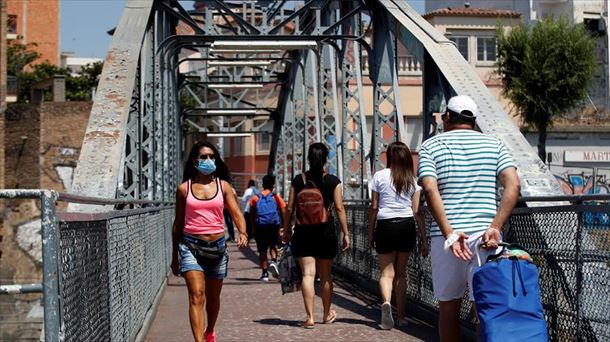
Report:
6,0,59,65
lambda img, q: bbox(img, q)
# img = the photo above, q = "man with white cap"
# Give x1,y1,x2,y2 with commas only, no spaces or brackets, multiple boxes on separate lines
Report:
417,95,521,341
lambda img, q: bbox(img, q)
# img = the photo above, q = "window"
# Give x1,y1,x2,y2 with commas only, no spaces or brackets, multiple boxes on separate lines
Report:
256,133,271,153
8,15,17,34
477,37,497,62
448,36,469,61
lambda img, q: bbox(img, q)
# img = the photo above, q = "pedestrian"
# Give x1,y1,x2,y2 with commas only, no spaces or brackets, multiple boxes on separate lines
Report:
223,187,239,242
241,179,257,243
417,95,521,342
367,141,428,330
170,140,248,342
281,142,350,329
249,174,286,281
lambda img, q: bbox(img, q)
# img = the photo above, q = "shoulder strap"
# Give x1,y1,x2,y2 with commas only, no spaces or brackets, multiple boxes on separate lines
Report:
217,178,224,199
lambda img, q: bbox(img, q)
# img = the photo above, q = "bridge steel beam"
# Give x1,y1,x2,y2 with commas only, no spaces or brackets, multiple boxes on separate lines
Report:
339,2,371,200
304,50,321,146
69,0,155,212
293,57,307,174
367,0,405,173
378,0,562,197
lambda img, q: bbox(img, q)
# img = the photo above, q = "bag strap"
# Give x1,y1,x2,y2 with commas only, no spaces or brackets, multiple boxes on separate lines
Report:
302,172,324,189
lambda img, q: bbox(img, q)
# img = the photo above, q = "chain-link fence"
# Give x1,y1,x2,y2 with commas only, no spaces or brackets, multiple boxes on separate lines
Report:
59,207,174,342
0,190,174,342
334,196,610,342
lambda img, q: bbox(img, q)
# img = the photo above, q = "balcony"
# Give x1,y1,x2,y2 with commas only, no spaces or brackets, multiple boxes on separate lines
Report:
361,54,422,77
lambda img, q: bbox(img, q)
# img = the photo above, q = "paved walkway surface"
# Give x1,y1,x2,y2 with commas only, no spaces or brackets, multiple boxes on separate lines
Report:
146,243,438,341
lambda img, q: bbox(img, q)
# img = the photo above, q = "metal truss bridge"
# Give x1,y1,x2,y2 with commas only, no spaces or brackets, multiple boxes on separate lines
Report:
4,1,609,342
69,0,562,210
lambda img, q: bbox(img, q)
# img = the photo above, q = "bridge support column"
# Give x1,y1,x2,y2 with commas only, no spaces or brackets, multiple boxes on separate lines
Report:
368,0,405,172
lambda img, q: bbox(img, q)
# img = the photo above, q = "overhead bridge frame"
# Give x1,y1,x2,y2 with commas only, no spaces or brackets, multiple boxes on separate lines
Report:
71,0,562,209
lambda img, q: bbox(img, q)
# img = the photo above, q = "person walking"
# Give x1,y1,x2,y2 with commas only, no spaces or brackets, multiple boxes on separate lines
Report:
241,179,257,243
281,142,350,329
417,95,521,342
367,141,428,330
249,174,286,281
170,141,248,342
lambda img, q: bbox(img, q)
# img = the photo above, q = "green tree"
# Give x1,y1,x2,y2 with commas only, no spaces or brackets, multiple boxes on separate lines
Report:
497,17,597,163
16,62,68,102
66,61,104,101
7,42,40,76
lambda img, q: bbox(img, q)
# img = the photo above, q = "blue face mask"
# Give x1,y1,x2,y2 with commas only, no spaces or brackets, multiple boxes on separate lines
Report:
196,159,216,175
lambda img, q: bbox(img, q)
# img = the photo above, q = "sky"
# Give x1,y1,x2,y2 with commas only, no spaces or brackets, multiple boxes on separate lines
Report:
61,0,427,59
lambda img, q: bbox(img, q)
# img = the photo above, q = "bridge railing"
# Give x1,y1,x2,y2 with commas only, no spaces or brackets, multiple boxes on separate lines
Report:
0,190,174,342
335,195,610,342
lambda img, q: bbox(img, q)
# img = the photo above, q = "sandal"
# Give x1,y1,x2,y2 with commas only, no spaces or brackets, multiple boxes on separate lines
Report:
301,321,315,329
323,310,337,324
397,318,409,328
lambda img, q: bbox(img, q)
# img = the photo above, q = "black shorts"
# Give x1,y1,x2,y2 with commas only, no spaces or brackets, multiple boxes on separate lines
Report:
254,224,280,253
291,222,337,260
374,217,416,254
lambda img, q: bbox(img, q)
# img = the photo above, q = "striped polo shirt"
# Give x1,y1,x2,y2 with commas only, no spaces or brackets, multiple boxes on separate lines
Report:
417,129,516,237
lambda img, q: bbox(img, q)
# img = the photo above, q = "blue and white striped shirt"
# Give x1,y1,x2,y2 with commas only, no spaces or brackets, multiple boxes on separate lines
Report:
417,129,516,237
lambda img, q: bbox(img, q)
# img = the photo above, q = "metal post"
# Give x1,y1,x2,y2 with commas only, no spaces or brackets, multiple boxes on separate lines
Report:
575,200,583,339
41,190,61,342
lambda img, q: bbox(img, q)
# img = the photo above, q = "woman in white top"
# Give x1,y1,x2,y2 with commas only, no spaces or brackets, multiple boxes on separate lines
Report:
367,141,428,330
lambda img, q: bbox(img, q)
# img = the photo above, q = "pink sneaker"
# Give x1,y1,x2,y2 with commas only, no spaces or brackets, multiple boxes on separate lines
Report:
204,331,216,342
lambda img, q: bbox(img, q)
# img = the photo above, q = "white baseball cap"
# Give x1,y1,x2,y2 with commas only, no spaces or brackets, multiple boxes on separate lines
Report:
447,95,478,118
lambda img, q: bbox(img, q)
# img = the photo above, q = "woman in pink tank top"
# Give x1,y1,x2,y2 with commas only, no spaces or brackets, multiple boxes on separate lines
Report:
171,141,247,342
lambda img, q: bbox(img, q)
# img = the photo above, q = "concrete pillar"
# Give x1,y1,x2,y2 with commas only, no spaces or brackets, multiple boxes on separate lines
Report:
52,75,65,102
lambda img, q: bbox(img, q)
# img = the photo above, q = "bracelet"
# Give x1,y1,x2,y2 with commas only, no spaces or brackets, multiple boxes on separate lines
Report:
488,227,501,233
443,232,459,251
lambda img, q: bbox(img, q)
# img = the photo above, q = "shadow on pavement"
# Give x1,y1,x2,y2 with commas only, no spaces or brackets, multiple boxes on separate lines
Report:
235,244,260,265
253,318,302,327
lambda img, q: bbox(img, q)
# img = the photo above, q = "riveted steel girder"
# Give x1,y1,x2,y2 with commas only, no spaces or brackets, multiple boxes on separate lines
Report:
69,0,156,212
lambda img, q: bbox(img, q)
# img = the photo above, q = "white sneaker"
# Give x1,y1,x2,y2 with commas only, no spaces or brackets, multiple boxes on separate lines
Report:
268,262,280,279
381,302,394,330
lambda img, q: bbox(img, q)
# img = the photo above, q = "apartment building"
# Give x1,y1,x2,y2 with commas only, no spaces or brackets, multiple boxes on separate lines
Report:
6,0,60,65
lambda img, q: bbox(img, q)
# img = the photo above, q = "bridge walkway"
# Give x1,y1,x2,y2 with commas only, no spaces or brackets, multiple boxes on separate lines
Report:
146,243,437,341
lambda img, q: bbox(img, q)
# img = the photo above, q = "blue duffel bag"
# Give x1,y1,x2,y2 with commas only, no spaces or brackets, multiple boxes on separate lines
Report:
473,243,548,342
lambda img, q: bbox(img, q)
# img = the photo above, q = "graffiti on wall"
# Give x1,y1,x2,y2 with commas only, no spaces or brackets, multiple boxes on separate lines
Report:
554,173,609,195
554,172,610,228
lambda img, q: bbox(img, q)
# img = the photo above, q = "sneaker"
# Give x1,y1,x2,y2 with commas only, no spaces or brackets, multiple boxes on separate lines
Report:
260,272,269,282
268,262,280,279
381,302,394,330
204,331,216,342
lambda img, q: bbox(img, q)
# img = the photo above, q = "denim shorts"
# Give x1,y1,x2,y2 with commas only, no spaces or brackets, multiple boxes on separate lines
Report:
179,234,229,279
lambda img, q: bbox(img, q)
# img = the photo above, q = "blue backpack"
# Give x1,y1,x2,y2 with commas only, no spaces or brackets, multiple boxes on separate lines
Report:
254,190,281,226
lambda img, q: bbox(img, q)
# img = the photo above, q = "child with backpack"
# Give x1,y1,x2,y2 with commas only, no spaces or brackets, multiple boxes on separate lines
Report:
249,174,286,281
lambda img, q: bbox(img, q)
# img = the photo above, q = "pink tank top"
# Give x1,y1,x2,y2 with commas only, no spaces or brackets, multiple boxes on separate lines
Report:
183,178,225,235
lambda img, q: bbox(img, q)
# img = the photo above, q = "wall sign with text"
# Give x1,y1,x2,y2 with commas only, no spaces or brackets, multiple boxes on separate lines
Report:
564,150,610,163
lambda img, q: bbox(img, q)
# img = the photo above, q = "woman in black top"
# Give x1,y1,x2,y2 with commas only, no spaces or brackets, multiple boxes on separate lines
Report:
282,143,350,329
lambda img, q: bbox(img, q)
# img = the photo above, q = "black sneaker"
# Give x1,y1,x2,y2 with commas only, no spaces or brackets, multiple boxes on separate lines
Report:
260,272,269,282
